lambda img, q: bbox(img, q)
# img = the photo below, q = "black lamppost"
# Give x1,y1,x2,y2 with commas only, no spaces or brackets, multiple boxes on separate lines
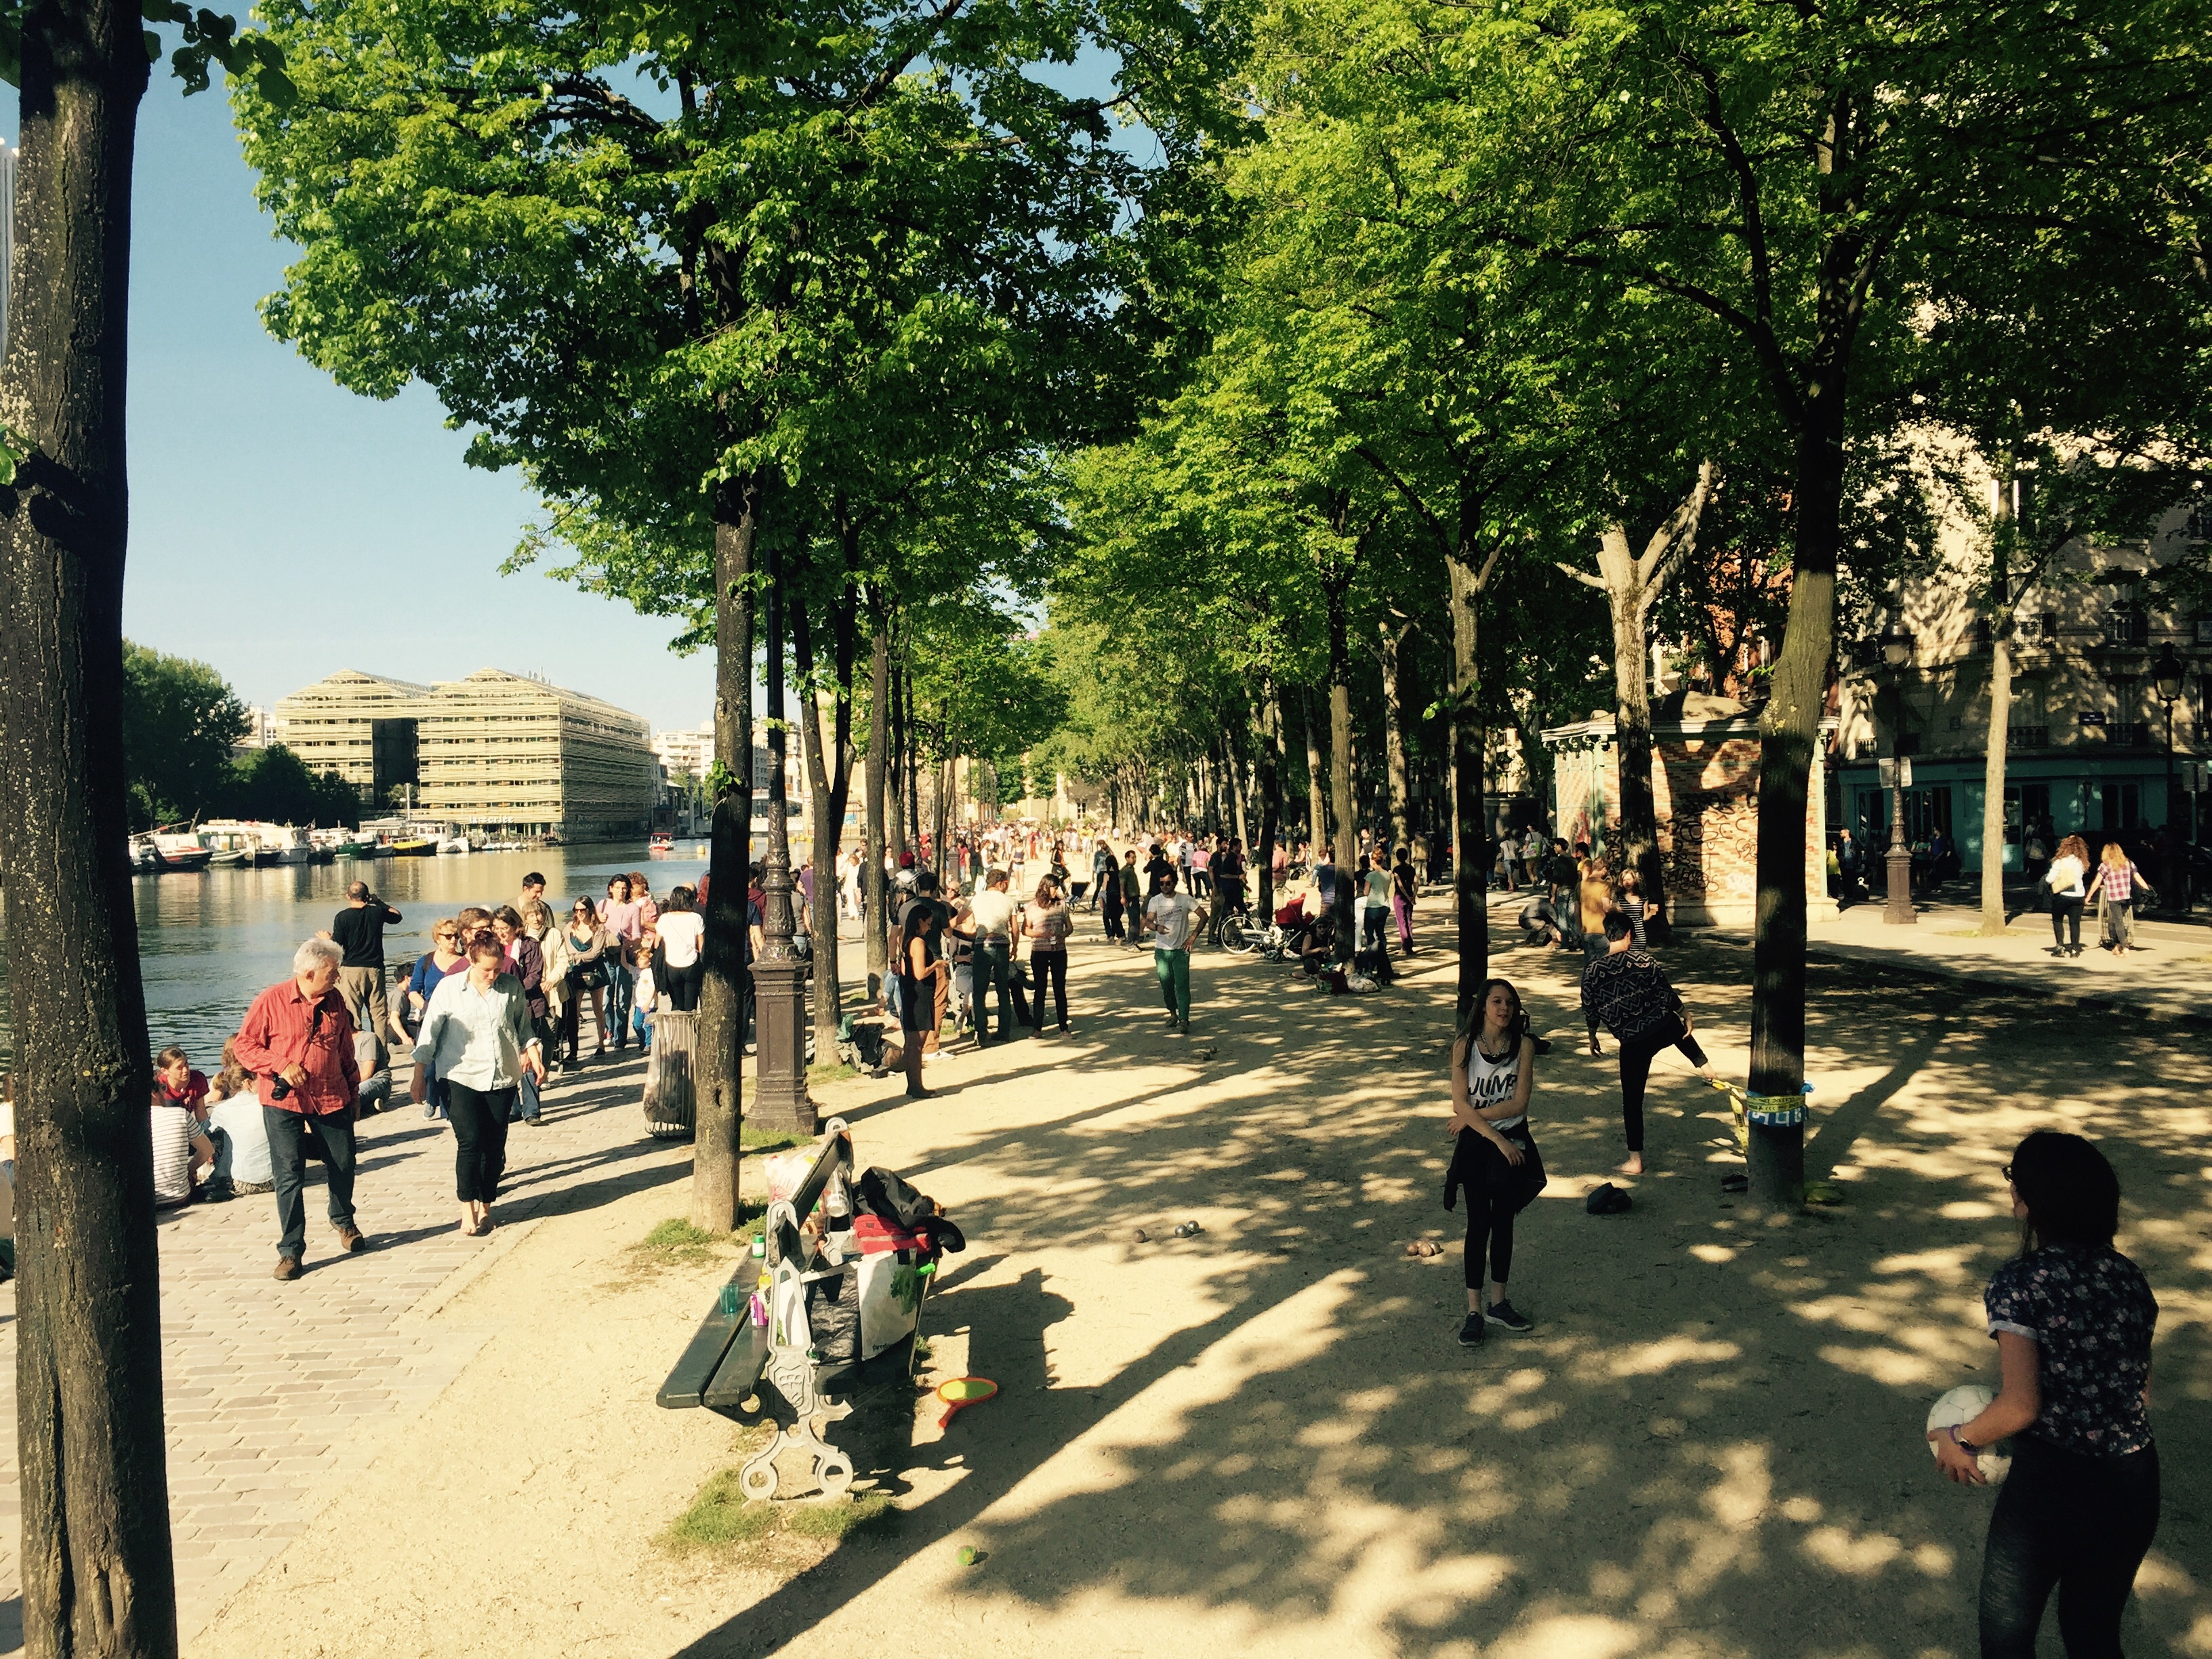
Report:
1881,619,1918,925
752,547,815,1132
2154,641,2185,914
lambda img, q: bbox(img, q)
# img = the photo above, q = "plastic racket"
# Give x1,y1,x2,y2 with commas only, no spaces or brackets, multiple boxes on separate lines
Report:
936,1376,998,1430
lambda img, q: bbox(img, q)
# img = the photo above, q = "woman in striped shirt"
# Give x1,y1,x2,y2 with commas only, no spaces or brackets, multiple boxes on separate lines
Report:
2095,842,2156,956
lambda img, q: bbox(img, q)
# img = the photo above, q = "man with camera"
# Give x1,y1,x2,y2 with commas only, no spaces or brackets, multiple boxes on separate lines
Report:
325,880,402,1059
232,937,366,1279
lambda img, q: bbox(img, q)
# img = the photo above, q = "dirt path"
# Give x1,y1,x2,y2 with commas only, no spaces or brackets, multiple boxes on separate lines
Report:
188,906,2211,1659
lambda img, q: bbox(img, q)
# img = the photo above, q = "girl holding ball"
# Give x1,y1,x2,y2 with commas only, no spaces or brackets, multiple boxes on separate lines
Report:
1931,1130,2159,1658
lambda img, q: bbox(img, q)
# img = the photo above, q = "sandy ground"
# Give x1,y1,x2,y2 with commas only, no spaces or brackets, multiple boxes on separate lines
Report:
190,906,2212,1659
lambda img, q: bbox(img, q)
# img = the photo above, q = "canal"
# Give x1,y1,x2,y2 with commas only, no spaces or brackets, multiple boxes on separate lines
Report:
8,844,715,1069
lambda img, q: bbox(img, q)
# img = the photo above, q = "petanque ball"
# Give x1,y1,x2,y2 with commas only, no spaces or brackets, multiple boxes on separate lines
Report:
1925,1385,2012,1485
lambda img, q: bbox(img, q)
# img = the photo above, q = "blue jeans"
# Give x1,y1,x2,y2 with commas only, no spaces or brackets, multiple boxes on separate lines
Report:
264,1107,356,1261
632,1005,652,1054
976,939,1016,1044
605,958,634,1046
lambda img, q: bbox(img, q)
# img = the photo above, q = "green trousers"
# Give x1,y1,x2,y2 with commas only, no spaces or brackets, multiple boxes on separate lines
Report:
1153,947,1190,1021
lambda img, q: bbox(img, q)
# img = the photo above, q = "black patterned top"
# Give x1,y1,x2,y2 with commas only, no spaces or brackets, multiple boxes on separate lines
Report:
1984,1244,2157,1456
1579,949,1683,1041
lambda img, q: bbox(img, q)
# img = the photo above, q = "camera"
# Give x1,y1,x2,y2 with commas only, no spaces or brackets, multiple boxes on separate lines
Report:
270,1072,292,1101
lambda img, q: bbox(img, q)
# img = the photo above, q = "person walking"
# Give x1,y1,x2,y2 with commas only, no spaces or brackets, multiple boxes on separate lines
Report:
1214,836,1247,923
1092,838,1115,913
1360,846,1393,956
232,937,365,1279
1577,859,1617,1053
325,881,401,1048
1443,979,1545,1345
1101,843,1128,942
560,898,611,1063
1391,844,1416,957
1519,825,1546,888
490,907,550,1126
2093,840,2154,955
601,874,644,1049
410,933,545,1237
1144,867,1202,1036
1119,848,1143,949
1930,1131,2160,1659
1023,877,1075,1035
897,898,942,1099
966,868,1020,1046
1580,912,1717,1176
2044,835,2089,957
404,920,469,1117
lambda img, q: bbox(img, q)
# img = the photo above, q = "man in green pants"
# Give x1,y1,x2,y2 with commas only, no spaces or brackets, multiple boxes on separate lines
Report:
1144,867,1202,1036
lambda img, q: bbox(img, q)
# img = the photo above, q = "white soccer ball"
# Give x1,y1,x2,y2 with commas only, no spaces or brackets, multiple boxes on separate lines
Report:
1926,1384,2012,1486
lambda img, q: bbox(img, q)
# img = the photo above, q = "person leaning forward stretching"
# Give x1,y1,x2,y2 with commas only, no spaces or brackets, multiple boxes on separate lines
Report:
232,937,365,1279
1580,911,1715,1176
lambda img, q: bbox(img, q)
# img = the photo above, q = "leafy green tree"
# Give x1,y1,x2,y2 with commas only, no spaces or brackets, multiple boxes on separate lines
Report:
121,640,248,830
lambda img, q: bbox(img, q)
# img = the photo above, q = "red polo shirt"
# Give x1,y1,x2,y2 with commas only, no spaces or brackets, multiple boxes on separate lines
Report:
232,979,360,1116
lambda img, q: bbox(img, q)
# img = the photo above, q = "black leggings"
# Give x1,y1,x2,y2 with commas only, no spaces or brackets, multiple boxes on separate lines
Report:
1462,1183,1514,1288
1618,1020,1709,1153
1028,951,1067,1029
2050,895,2083,949
1980,1437,2159,1658
661,958,703,1012
445,1081,516,1204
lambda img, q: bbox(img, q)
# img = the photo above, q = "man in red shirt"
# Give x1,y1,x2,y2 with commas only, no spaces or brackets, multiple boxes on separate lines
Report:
232,936,365,1279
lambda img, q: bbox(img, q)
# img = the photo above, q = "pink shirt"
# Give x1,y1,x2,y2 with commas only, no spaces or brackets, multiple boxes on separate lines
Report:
602,899,646,942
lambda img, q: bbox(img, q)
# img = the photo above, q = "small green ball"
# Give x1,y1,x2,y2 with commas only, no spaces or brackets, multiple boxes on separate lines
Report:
956,1545,979,1566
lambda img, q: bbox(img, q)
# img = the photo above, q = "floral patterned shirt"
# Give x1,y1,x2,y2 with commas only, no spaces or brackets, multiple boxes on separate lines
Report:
1984,1244,2157,1456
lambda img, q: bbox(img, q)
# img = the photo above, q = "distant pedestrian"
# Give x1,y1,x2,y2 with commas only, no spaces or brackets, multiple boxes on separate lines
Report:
1577,859,1617,1051
897,897,942,1099
1118,850,1143,947
967,869,1020,1046
491,907,549,1126
602,875,644,1050
516,870,548,916
232,937,365,1279
1391,844,1416,957
1023,877,1074,1036
1214,836,1248,923
411,933,544,1237
1933,1132,2160,1659
1144,867,1202,1036
653,885,705,1012
1580,912,1717,1176
1101,843,1128,941
325,881,401,1050
1092,838,1115,912
1360,847,1392,955
1837,830,1864,905
1519,825,1546,888
405,919,469,1115
2094,842,2154,956
2044,836,2089,957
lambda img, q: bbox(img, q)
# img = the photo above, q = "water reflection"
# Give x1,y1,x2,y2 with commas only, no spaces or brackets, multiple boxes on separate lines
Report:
0,843,716,1069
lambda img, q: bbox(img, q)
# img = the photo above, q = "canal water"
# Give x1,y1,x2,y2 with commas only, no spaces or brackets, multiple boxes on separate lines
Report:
12,844,714,1069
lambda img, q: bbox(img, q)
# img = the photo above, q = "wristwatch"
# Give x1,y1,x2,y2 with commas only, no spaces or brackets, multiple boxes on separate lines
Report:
1948,1425,1979,1455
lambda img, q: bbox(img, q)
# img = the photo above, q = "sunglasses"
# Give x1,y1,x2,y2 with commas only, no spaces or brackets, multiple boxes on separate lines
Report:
2001,1164,2015,1183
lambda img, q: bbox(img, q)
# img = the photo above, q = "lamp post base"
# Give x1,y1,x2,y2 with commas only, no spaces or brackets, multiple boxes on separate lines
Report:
1884,848,1917,925
750,956,815,1134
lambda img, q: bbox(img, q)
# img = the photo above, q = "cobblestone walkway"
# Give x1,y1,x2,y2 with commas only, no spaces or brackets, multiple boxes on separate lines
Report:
0,1046,678,1651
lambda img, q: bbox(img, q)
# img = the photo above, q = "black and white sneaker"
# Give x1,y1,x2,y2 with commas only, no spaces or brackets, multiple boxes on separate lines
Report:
1485,1300,1534,1334
1457,1313,1486,1347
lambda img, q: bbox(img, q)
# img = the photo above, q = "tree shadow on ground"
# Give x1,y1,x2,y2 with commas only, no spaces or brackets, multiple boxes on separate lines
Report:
664,933,2211,1658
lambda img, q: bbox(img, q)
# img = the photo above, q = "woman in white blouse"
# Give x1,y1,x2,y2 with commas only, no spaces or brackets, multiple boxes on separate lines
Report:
410,936,544,1236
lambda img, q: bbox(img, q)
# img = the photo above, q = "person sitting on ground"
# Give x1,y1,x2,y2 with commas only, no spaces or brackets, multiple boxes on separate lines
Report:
204,1056,276,1196
151,1046,226,1207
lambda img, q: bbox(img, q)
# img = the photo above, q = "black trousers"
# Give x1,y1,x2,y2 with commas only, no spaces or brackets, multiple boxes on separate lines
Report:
661,958,703,1012
2050,895,2084,949
445,1081,517,1204
1618,1020,1709,1152
1980,1438,2158,1659
264,1107,356,1260
1102,891,1124,941
1028,951,1068,1030
1462,1183,1514,1288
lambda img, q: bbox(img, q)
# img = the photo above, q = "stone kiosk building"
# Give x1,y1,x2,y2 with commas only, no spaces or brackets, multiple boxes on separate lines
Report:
274,668,657,840
1541,691,1837,928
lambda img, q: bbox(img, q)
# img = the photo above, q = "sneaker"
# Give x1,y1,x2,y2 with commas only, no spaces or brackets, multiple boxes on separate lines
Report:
1162,1010,1179,1026
1457,1313,1485,1347
1176,1019,1190,1037
1485,1300,1533,1333
335,1225,367,1254
273,1256,302,1282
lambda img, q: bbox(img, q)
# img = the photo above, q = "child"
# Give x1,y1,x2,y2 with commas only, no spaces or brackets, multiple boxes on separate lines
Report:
150,1046,226,1206
630,939,657,1056
1617,871,1649,950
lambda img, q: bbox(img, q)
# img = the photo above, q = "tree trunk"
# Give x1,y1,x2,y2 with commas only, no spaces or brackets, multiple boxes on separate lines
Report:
1303,688,1327,851
1447,552,1490,1025
1227,732,1250,851
694,471,757,1232
901,665,921,854
1607,578,1668,944
1258,687,1283,920
1980,450,2016,937
792,569,855,1072
1748,401,1843,1216
1381,619,1412,859
863,605,890,995
1326,577,1357,962
883,651,907,866
2,5,182,1650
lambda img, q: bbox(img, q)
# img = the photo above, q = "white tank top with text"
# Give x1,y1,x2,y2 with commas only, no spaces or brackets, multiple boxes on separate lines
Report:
1465,1038,1525,1131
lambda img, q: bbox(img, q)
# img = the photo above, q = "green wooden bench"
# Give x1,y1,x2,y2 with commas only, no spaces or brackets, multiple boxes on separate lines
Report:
656,1117,927,1500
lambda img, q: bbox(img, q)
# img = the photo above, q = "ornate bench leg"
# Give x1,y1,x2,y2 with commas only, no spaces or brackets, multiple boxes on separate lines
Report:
739,1433,784,1502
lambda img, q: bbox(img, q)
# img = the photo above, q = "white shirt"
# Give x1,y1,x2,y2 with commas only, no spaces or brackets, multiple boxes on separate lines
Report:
656,910,705,968
206,1094,273,1186
413,971,538,1090
968,888,1018,940
2046,855,2086,899
1147,892,1198,951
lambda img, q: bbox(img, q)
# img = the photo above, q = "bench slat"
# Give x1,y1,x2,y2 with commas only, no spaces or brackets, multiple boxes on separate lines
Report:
656,1281,747,1409
700,1317,772,1414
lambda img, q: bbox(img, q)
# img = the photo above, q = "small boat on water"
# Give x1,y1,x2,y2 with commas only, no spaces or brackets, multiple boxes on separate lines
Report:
138,832,213,873
388,838,434,857
198,826,255,868
649,832,675,855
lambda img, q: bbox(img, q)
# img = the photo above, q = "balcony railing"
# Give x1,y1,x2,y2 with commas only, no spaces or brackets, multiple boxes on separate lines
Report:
2108,722,2152,747
2006,725,2051,748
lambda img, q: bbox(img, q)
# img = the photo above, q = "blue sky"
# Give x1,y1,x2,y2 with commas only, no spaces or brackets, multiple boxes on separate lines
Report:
0,81,717,733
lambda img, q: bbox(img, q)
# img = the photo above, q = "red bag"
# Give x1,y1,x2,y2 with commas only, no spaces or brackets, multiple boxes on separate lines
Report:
853,1212,926,1256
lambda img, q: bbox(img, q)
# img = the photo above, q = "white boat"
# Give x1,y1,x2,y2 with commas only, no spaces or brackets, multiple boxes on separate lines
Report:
257,823,314,865
197,826,255,867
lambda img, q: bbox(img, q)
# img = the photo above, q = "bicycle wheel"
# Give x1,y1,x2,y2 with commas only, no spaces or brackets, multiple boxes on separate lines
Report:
1218,913,1258,956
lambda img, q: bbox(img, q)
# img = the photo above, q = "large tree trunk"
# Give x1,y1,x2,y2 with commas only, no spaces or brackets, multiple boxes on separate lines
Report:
884,649,907,866
1748,399,1843,1216
1381,618,1412,859
863,604,890,995
1303,688,1327,853
792,567,855,1073
1980,450,2016,937
1,5,180,1650
1227,732,1250,851
1326,576,1357,962
1446,551,1491,1025
1258,686,1283,921
695,472,757,1231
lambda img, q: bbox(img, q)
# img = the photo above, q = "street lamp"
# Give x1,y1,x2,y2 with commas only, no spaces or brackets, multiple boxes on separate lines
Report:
2153,640,2185,914
1880,619,1918,925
